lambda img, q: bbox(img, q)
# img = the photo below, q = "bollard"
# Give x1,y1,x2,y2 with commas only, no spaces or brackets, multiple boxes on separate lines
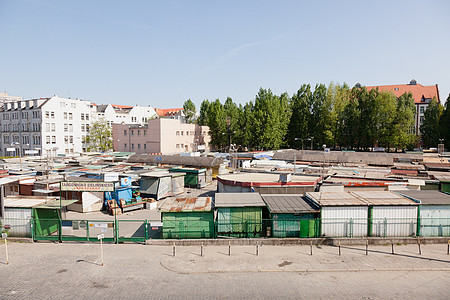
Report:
310,241,313,256
365,240,368,255
256,242,259,256
447,240,449,255
173,242,176,257
4,236,8,265
391,243,395,255
338,241,341,256
100,238,104,266
201,242,203,257
418,239,421,255
228,241,231,256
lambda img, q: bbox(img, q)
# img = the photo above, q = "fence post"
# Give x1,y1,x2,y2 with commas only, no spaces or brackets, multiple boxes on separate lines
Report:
365,239,368,255
447,240,449,255
310,241,313,255
173,242,176,257
338,241,341,256
418,238,421,255
391,243,395,255
145,220,148,241
228,241,231,256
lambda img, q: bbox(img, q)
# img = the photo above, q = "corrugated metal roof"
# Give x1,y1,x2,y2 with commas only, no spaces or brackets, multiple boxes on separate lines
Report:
214,193,266,207
158,197,213,212
398,190,450,205
306,192,367,206
127,154,223,167
36,199,78,209
261,194,319,213
306,191,418,206
350,191,418,205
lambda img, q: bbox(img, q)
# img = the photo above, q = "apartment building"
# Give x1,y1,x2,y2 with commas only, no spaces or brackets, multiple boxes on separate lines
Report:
366,80,440,135
0,95,95,156
95,104,157,126
113,118,210,154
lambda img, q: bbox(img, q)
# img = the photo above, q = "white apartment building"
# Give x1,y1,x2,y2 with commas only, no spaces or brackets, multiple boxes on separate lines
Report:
95,104,157,126
0,95,95,156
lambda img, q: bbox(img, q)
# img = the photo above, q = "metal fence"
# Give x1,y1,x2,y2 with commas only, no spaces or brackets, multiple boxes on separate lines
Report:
2,217,450,241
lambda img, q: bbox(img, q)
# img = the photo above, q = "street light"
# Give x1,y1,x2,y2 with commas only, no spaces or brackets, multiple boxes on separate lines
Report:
11,142,28,171
307,137,314,150
294,138,306,151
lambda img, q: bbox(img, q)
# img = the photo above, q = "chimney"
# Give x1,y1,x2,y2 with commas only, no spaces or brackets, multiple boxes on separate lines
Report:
409,79,417,85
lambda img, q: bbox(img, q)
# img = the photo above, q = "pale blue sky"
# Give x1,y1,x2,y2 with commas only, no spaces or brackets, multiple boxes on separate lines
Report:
1,0,449,108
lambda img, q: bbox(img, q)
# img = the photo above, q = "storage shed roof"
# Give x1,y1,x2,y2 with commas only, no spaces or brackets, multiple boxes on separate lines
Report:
261,194,319,213
214,193,266,207
4,196,58,208
306,192,367,206
127,154,223,167
350,191,418,205
398,190,450,205
158,197,213,212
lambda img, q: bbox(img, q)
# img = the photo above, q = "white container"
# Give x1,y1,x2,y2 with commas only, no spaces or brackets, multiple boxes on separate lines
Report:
321,206,368,237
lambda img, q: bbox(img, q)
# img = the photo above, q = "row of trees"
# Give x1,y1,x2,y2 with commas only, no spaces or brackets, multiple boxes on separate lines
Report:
187,83,449,151
420,94,450,149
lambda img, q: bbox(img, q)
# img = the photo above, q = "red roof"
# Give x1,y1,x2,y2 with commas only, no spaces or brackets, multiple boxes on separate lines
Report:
366,82,439,104
112,104,133,109
155,108,183,116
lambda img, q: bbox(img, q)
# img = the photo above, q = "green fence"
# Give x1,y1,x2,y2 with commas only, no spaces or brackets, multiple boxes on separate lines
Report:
3,217,450,241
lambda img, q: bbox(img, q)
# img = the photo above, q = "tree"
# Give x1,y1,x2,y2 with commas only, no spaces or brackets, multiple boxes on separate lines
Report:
206,99,227,150
420,98,443,148
439,94,450,149
287,84,311,149
327,82,350,148
84,119,112,152
183,99,196,123
392,92,416,150
197,99,210,126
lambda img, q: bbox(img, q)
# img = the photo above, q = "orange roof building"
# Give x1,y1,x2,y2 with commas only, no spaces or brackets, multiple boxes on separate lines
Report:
155,108,184,117
363,80,440,135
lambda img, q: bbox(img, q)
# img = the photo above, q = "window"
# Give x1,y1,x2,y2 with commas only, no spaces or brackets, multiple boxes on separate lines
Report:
69,136,73,143
81,113,85,121
51,112,55,118
51,123,55,132
52,136,56,144
131,144,134,149
64,136,68,144
86,124,90,132
124,143,127,149
46,123,50,131
420,106,425,114
181,131,183,136
176,131,180,136
69,113,73,120
131,130,134,136
138,144,141,149
176,144,180,149
46,111,50,118
144,144,146,150
46,136,50,144
85,114,89,121
60,102,66,107
144,130,147,136
420,116,424,123
124,130,127,136
64,112,67,119
138,130,141,136
71,103,76,108
81,124,85,132
64,124,68,132
69,124,73,132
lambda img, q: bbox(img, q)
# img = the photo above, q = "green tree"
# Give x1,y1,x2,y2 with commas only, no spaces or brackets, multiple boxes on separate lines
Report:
287,84,311,149
183,99,196,123
197,99,210,126
420,98,443,148
252,88,291,150
84,119,112,152
327,82,350,148
439,94,450,149
392,92,416,150
206,99,227,150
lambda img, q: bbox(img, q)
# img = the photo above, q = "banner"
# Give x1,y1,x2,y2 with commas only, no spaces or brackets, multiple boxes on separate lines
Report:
60,181,115,192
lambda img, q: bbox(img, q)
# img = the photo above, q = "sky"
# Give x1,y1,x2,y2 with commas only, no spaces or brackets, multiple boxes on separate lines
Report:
1,0,449,108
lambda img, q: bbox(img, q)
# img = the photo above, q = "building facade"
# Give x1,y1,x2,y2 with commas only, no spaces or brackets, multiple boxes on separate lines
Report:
113,118,210,154
366,80,440,135
95,104,157,126
0,95,95,156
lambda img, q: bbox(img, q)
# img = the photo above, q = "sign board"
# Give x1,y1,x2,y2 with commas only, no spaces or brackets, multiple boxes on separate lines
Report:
324,148,330,153
97,234,104,240
104,172,119,182
121,177,131,187
1,233,7,239
101,228,107,232
60,181,115,192
25,150,39,155
6,148,15,152
197,145,206,150
150,222,163,227
93,222,108,229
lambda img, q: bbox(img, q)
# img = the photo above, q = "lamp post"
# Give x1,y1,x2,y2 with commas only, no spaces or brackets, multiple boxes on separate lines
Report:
438,139,444,163
11,142,28,171
307,137,314,150
294,138,305,151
